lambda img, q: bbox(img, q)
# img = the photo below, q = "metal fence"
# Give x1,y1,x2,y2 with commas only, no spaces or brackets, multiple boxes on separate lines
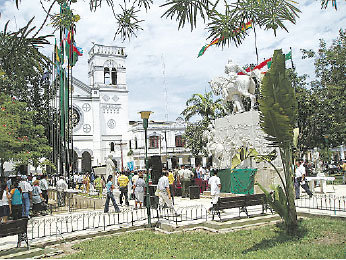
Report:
28,205,208,240
295,194,346,212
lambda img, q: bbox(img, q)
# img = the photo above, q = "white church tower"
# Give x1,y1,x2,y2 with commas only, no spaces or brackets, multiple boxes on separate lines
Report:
71,44,129,172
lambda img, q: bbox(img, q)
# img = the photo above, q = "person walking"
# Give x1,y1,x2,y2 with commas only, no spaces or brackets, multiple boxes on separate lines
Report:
39,175,49,204
168,169,175,205
0,183,11,223
94,175,103,197
19,175,32,218
133,173,145,209
208,170,221,210
157,171,173,209
118,172,129,206
32,180,44,215
104,175,121,213
10,181,22,220
56,176,68,207
295,160,313,199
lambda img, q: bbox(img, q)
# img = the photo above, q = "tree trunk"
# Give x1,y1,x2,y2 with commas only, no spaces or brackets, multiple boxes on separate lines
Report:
282,147,298,232
0,158,4,177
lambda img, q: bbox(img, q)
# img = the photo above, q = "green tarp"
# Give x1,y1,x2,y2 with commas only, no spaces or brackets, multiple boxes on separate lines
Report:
218,168,257,194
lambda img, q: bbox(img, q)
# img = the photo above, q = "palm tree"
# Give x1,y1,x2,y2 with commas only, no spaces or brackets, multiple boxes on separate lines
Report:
181,91,225,122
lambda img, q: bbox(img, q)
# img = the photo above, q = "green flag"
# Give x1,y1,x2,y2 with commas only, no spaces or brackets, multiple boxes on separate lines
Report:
267,50,292,69
197,45,207,57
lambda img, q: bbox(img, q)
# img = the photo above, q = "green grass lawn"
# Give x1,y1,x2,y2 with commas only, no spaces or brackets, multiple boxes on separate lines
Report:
64,216,346,259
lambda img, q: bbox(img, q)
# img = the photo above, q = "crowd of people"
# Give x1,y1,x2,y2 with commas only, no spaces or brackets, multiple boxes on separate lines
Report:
0,174,49,223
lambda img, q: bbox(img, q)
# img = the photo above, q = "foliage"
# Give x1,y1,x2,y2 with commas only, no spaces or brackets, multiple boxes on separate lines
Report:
299,29,346,149
181,92,225,122
258,49,297,232
64,217,345,259
0,19,55,132
181,92,225,156
0,94,52,175
184,120,209,157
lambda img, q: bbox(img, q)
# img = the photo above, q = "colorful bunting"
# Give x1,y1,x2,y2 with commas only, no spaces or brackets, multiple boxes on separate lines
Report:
198,21,253,57
238,50,293,75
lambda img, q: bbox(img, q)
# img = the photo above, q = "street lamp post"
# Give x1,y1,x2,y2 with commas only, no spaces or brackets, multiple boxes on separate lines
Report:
139,111,153,227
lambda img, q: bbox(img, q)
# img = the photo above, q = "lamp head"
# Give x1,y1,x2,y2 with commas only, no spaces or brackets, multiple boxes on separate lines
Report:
139,111,153,120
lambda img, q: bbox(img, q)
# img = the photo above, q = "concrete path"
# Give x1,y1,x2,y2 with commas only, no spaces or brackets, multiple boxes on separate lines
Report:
0,184,345,254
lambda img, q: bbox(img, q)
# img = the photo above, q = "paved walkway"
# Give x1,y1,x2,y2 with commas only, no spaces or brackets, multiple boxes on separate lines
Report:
0,184,345,253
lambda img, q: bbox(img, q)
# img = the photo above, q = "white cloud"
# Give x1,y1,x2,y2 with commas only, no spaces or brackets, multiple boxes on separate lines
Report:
1,0,345,121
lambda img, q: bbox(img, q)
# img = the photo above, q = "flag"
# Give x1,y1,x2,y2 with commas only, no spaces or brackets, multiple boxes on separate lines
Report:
267,50,292,69
197,37,222,57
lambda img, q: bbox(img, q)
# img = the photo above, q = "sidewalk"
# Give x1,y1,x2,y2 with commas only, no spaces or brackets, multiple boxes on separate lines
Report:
0,184,345,254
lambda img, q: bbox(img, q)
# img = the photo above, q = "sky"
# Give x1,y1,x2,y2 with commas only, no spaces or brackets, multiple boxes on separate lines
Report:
0,0,345,122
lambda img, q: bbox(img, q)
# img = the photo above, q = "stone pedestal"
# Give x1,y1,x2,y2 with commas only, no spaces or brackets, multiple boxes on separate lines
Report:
210,110,283,192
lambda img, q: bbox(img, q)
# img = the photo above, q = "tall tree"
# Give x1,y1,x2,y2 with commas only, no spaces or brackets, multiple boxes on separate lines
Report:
259,49,298,233
0,94,52,176
300,29,346,148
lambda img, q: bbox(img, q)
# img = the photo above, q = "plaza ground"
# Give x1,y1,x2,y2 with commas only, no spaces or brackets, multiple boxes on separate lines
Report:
0,184,345,258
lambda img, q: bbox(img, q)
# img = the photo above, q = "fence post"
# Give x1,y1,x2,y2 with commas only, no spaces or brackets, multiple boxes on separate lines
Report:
103,214,106,231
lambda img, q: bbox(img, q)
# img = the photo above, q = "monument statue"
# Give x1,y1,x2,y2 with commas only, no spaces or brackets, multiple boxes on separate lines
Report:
209,59,260,114
106,155,115,176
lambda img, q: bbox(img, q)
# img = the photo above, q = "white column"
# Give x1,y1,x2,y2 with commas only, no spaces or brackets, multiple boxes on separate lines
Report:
202,157,207,168
179,157,183,166
167,158,172,170
191,157,195,168
77,158,82,173
340,145,345,160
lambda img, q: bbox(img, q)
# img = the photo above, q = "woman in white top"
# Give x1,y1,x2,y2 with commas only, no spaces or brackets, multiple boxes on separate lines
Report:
0,183,11,223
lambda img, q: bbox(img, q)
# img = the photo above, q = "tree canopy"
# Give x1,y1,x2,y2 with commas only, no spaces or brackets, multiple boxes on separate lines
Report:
0,93,52,175
296,29,345,150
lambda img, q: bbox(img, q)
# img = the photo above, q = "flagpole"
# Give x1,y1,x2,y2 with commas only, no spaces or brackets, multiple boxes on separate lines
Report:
253,26,259,65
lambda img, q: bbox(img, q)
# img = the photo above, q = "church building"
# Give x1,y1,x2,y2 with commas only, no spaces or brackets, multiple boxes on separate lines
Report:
71,44,130,172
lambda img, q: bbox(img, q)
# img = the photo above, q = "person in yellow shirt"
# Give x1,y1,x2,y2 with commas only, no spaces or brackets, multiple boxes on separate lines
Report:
117,172,129,206
167,169,175,205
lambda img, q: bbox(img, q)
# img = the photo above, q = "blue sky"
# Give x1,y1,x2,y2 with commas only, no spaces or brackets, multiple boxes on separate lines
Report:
1,0,345,121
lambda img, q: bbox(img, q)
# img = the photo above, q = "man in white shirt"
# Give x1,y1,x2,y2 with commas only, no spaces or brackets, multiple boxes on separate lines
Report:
208,170,221,209
157,171,172,209
56,176,68,206
295,160,313,199
39,175,49,204
178,165,194,198
19,175,33,217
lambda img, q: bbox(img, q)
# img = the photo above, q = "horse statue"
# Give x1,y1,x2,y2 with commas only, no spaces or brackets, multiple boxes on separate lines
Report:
209,59,260,114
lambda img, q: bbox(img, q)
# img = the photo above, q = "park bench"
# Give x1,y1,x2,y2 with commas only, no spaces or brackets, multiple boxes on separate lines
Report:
211,194,272,220
0,218,29,248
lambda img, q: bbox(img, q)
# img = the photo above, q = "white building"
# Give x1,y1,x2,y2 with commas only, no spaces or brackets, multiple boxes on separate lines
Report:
70,43,203,173
128,117,199,170
71,44,130,172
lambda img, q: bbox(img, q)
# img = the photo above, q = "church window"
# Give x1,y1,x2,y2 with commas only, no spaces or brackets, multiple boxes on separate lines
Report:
110,142,115,152
111,68,117,85
149,136,159,149
104,67,110,84
135,137,138,149
175,135,185,147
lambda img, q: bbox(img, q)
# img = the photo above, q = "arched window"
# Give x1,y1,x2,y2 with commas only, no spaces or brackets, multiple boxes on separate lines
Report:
104,67,110,84
135,137,138,149
129,140,132,150
175,135,185,147
111,68,117,85
149,136,160,149
110,142,114,152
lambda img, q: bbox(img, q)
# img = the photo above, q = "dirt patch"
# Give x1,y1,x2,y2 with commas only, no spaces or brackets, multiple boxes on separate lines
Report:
313,232,345,245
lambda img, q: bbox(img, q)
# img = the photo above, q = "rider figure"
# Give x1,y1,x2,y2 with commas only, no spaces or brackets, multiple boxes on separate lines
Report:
224,59,248,83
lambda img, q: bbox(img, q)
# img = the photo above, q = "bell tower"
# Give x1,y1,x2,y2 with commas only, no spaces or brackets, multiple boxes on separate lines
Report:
87,44,129,168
